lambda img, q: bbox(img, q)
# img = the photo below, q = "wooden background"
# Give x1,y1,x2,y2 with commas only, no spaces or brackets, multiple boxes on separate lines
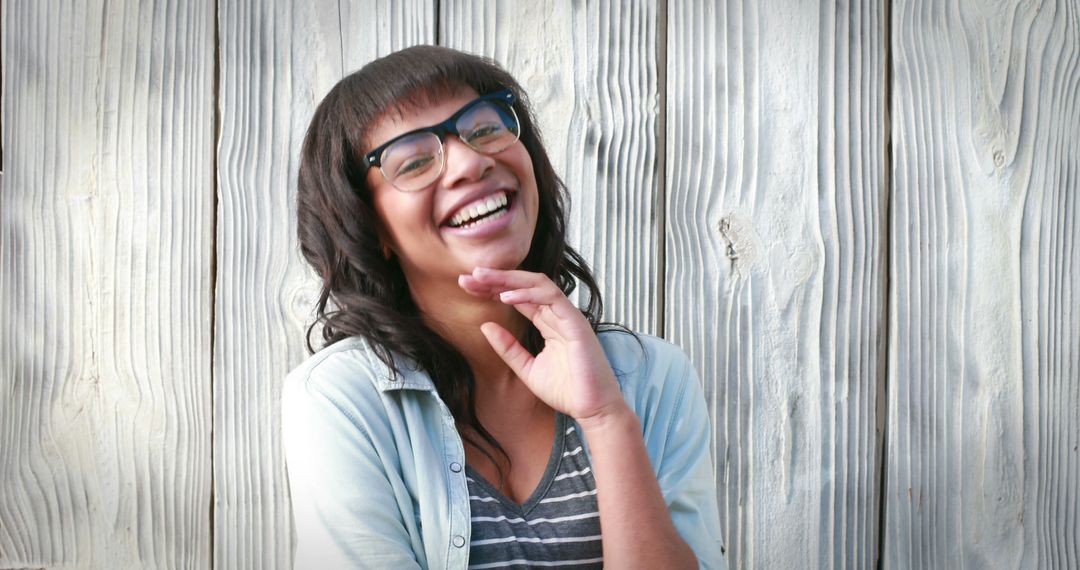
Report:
1,0,1076,568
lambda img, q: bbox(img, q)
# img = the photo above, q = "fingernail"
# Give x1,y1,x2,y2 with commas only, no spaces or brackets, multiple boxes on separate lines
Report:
499,290,517,302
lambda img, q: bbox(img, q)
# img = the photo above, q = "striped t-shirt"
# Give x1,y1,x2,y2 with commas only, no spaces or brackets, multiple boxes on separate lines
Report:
465,413,603,569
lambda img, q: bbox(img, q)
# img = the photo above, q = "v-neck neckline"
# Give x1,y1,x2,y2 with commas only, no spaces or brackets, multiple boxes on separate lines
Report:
465,412,567,517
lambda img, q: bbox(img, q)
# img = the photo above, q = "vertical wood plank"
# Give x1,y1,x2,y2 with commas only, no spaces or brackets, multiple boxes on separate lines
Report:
886,1,1079,567
214,1,434,568
441,0,662,335
666,1,887,567
0,0,215,567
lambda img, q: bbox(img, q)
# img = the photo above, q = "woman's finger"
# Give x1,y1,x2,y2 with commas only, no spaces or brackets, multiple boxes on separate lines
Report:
469,267,552,291
458,274,488,297
499,297,540,320
460,269,565,302
458,272,532,298
457,274,505,300
479,322,535,380
498,286,557,306
499,287,578,321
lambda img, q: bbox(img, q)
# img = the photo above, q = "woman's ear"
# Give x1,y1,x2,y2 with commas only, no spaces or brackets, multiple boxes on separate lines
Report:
373,221,395,260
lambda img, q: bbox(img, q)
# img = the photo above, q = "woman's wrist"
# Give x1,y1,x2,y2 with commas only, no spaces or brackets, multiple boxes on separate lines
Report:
575,395,698,568
575,399,636,437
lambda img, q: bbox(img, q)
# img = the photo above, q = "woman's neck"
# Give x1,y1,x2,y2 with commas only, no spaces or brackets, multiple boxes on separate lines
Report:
410,275,530,392
410,273,554,444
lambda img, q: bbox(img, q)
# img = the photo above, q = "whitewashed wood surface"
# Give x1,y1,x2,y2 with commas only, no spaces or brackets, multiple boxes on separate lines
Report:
442,0,662,333
0,0,215,568
665,0,887,568
214,1,434,568
885,1,1079,568
2,1,1077,569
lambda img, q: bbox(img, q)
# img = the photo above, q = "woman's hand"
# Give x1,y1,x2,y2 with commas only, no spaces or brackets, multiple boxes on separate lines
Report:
460,268,700,568
457,267,625,423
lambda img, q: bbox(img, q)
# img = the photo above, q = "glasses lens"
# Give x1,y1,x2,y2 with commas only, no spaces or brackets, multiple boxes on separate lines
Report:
456,101,520,155
380,132,444,191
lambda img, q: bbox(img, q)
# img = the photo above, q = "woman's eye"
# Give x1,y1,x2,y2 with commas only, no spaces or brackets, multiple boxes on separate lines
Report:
396,155,435,178
465,124,504,145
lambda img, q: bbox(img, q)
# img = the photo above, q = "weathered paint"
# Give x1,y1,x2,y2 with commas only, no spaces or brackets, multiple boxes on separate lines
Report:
666,1,887,567
1,1,1077,569
213,1,434,568
886,1,1080,567
0,0,215,567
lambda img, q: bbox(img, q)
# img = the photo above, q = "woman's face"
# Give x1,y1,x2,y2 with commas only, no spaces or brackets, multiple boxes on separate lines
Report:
365,87,540,292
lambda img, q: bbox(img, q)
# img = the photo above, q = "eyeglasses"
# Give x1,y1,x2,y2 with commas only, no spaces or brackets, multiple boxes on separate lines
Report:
363,89,521,192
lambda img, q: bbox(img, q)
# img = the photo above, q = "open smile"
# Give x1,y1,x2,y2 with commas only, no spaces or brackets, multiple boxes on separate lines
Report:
445,190,515,229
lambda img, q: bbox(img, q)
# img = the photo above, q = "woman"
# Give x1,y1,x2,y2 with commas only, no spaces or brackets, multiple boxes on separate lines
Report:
284,45,725,569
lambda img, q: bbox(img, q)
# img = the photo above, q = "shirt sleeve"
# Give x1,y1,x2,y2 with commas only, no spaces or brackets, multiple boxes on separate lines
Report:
281,366,423,570
651,345,728,570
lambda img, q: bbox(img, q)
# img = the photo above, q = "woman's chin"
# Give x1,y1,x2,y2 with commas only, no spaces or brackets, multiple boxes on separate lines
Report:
459,248,531,273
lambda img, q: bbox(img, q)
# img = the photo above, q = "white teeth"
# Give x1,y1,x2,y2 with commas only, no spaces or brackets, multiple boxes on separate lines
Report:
457,207,508,229
449,191,510,227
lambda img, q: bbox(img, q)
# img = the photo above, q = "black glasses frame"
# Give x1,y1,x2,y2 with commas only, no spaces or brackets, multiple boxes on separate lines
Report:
363,89,518,169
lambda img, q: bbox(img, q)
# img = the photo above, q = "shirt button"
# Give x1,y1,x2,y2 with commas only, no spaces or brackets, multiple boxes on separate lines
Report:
453,535,465,548
449,462,462,473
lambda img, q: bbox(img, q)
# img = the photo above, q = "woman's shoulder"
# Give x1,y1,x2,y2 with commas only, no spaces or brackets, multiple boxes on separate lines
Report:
596,329,698,402
594,330,709,450
283,337,438,408
286,337,384,386
281,337,400,414
597,329,695,377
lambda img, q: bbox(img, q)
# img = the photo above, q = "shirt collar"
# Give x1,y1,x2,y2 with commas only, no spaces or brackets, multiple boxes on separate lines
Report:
370,352,439,393
329,337,438,393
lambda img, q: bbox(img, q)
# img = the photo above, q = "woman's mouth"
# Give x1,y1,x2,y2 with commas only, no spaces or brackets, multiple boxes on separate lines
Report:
446,191,514,229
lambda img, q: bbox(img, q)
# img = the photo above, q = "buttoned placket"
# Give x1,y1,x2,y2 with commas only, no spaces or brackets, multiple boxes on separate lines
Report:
433,391,470,568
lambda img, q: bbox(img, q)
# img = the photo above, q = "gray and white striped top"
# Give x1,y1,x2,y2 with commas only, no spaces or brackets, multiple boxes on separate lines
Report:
465,413,603,569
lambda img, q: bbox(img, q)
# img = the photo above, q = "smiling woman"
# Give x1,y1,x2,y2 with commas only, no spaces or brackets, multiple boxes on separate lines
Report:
285,45,726,570
365,87,540,298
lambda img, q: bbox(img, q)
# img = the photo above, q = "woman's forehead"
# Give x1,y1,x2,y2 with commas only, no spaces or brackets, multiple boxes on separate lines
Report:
364,85,480,148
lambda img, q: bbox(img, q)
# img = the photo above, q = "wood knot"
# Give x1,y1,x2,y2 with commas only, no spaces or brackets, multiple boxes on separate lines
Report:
718,213,761,279
993,149,1006,168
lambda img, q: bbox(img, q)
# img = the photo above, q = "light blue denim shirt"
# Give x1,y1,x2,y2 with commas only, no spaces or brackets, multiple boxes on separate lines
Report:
282,331,727,569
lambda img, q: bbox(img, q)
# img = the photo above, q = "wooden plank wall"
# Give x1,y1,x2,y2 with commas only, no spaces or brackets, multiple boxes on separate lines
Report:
214,1,434,568
1,1,1077,569
666,1,886,567
885,1,1079,568
442,0,662,334
0,0,215,568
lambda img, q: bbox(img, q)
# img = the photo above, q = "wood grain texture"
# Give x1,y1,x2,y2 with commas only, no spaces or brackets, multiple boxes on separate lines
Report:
441,0,662,335
886,1,1079,567
0,0,215,567
214,1,434,568
666,1,886,567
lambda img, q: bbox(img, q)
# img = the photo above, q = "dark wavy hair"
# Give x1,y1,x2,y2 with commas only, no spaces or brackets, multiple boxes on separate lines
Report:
296,45,606,478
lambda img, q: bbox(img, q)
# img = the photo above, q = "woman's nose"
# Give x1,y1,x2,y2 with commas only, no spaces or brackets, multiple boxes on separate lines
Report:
440,135,495,187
